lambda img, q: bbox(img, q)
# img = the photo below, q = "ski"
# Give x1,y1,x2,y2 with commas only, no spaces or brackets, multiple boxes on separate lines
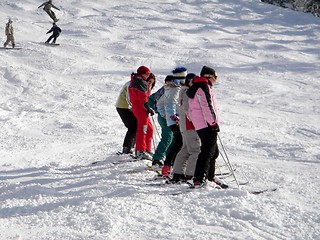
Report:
0,47,22,50
93,151,152,166
249,188,277,195
126,166,160,174
216,172,231,176
161,185,276,196
91,158,138,165
114,155,153,165
164,185,216,196
44,42,60,46
116,151,137,158
239,181,250,185
146,182,168,187
168,189,192,195
145,164,232,179
214,168,237,178
145,165,162,174
146,174,165,181
111,151,141,165
91,152,138,165
112,158,139,165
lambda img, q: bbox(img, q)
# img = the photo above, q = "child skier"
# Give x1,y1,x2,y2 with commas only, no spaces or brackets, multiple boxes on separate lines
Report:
186,66,228,189
158,67,187,177
116,81,137,154
169,73,201,183
128,66,154,160
147,75,175,169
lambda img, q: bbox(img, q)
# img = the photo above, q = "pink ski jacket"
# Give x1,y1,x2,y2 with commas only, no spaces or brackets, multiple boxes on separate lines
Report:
186,76,219,131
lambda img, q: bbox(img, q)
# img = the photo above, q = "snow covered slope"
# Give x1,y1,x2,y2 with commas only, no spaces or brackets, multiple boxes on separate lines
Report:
1,0,319,239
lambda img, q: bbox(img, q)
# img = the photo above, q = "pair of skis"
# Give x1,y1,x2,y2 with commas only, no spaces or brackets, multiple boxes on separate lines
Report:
148,182,277,196
145,168,276,196
91,151,138,165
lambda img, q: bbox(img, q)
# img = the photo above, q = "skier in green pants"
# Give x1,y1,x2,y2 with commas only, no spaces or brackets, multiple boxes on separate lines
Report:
147,75,174,169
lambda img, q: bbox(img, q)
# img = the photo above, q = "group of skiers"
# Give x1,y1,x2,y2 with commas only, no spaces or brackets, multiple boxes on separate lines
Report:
3,1,226,189
3,1,61,48
116,65,229,189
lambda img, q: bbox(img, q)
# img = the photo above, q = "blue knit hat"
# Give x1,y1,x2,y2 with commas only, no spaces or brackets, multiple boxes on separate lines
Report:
172,67,187,79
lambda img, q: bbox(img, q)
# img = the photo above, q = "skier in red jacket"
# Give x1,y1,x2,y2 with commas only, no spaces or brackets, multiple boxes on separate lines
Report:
128,66,154,160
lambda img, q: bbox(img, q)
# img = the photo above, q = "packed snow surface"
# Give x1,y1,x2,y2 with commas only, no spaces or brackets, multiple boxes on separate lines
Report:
0,0,319,239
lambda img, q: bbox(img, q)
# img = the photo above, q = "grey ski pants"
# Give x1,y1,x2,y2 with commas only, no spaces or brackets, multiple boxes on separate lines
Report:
172,129,200,177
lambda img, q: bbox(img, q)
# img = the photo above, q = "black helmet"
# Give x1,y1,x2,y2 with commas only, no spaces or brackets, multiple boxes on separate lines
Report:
185,73,196,86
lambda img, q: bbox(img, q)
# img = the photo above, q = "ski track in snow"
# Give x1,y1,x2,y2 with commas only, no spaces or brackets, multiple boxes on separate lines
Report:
1,0,319,239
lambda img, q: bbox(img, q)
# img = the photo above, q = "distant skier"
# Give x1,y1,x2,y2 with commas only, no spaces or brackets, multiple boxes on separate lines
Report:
38,0,60,22
3,19,15,48
45,22,61,44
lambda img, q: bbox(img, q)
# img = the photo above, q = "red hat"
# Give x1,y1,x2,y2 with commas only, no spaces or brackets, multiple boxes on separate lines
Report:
137,66,150,75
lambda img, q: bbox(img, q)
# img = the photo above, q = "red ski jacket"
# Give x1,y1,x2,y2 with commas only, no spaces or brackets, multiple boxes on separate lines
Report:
128,73,151,111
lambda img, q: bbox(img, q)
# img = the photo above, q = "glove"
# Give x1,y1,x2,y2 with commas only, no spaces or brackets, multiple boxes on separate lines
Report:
170,114,179,123
212,123,220,132
148,108,155,116
144,102,155,116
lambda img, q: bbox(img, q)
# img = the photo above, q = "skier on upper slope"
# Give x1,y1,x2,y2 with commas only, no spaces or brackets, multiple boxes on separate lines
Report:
38,0,60,22
45,22,61,44
3,19,15,48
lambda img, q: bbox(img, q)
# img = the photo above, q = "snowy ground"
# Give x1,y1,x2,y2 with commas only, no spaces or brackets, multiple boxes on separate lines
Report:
0,0,319,239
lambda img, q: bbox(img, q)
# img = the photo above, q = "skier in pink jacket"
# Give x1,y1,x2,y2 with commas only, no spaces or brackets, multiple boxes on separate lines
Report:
186,66,228,189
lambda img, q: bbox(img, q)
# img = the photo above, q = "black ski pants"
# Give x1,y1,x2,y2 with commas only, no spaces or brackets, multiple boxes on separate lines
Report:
116,108,137,150
46,34,59,43
163,124,182,166
193,125,219,183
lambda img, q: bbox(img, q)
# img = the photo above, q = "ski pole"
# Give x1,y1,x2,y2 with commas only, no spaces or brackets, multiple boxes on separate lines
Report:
151,115,161,140
151,115,161,143
151,115,159,152
218,133,240,189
